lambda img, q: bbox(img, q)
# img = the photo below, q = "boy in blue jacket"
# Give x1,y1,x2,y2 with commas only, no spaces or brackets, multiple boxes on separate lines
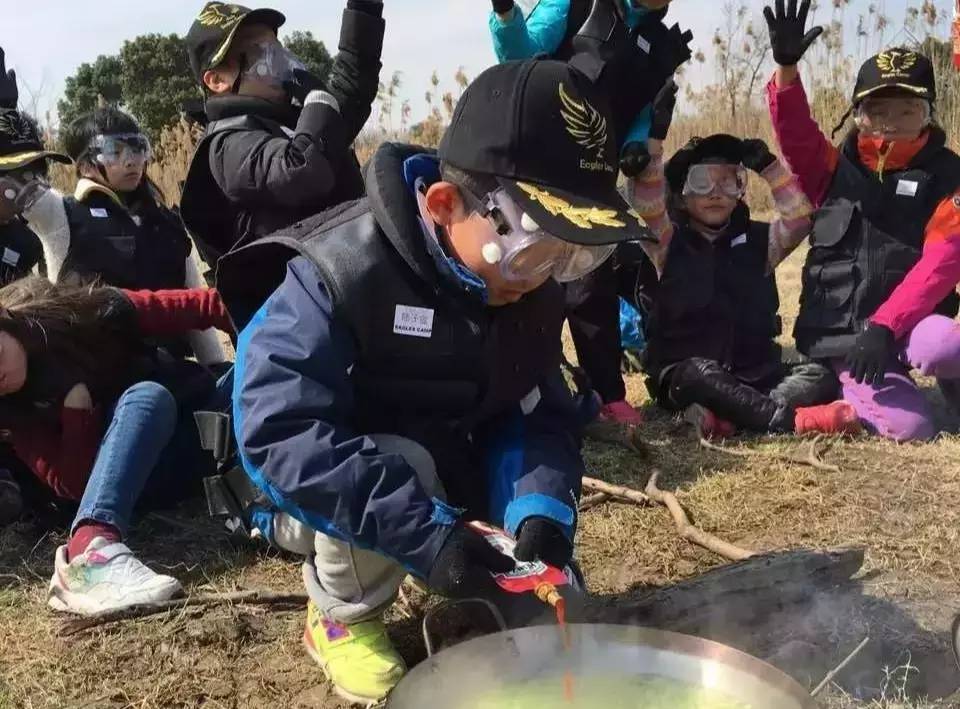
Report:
220,59,651,703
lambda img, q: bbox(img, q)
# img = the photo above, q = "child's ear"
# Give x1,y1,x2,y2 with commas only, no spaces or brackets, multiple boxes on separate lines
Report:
424,182,467,227
202,65,237,95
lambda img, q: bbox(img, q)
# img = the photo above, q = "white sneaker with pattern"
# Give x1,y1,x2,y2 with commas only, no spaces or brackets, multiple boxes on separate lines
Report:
47,537,183,615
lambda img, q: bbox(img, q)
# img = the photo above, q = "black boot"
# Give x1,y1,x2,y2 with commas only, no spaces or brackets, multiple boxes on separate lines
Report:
0,467,23,527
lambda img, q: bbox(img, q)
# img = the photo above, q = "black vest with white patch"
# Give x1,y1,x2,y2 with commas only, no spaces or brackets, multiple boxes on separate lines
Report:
794,128,960,358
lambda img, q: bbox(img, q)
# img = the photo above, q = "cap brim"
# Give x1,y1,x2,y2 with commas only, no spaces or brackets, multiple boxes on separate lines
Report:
496,177,657,246
208,8,286,69
855,83,933,102
0,150,72,171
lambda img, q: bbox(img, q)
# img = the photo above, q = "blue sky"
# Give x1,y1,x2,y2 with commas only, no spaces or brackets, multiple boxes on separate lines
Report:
1,0,944,125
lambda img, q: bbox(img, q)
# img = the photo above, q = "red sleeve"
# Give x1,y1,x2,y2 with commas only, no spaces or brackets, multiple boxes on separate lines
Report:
870,194,960,339
766,74,840,208
10,407,104,501
121,288,234,337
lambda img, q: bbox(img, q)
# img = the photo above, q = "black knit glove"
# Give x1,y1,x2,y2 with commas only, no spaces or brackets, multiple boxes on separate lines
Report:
492,0,515,14
739,138,778,173
515,517,572,569
283,69,329,106
649,79,679,141
845,323,895,387
426,523,515,598
620,142,651,179
0,48,18,110
649,23,694,78
763,0,824,67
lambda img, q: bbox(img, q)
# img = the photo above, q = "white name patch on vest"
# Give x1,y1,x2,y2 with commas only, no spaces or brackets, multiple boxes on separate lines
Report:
393,305,434,338
896,179,919,197
2,248,20,267
731,233,748,247
636,35,651,53
90,208,109,218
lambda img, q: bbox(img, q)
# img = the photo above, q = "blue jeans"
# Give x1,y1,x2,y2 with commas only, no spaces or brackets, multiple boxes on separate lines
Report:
71,371,234,536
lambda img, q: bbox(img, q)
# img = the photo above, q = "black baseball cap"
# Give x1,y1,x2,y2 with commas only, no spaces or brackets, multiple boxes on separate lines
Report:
0,110,71,172
185,2,286,83
853,48,936,105
438,59,654,246
665,134,743,194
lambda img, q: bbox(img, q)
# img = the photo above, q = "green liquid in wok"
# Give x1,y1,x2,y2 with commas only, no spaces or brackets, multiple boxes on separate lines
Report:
464,675,751,709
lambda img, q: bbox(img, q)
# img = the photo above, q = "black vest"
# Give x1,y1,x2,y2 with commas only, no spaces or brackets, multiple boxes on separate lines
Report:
180,113,364,274
218,198,565,500
555,0,672,144
0,218,44,284
794,128,960,358
60,188,189,292
644,207,781,381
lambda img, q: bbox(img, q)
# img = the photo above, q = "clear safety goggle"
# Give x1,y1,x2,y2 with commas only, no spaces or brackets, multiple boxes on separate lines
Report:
0,167,49,212
682,163,748,199
855,97,931,136
477,189,616,284
242,40,306,87
90,133,152,167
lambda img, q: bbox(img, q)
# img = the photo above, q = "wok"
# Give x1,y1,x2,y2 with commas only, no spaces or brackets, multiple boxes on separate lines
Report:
388,601,817,708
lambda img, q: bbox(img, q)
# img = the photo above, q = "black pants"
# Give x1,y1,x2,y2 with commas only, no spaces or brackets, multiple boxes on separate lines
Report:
565,259,625,403
657,357,840,432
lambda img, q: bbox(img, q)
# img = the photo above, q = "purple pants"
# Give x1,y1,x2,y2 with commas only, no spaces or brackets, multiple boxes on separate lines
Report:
833,315,960,442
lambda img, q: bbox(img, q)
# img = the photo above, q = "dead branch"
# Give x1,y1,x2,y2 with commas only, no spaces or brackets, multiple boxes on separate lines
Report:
645,471,756,562
59,590,308,637
812,636,870,697
699,433,840,473
578,492,611,512
582,477,651,506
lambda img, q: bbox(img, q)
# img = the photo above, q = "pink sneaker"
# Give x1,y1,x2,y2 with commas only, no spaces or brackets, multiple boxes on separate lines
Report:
684,404,736,439
598,399,644,426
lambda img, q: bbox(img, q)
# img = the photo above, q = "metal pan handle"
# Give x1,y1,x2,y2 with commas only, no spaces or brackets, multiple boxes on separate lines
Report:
422,598,508,657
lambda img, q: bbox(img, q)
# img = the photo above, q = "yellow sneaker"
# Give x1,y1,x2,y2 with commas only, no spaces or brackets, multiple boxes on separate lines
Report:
303,601,406,705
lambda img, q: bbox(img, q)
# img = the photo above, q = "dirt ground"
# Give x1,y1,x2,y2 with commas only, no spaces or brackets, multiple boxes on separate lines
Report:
3,248,960,708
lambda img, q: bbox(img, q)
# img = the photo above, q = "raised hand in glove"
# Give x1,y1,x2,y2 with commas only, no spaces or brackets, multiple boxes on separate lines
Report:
739,138,778,173
0,48,17,110
649,24,694,77
283,69,332,107
763,0,824,67
649,79,678,141
426,523,515,598
515,517,573,570
845,323,895,387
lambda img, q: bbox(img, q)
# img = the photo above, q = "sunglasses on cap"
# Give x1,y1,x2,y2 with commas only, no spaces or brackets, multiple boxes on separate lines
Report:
682,163,747,199
88,133,152,167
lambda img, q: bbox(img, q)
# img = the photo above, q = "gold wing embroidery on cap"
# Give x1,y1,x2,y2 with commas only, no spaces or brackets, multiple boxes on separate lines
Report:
198,2,245,29
876,49,918,76
559,83,607,160
517,182,625,230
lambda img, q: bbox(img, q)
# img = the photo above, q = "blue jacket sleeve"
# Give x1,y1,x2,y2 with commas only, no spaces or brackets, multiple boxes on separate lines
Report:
622,105,653,149
233,256,455,578
482,369,585,542
489,0,571,63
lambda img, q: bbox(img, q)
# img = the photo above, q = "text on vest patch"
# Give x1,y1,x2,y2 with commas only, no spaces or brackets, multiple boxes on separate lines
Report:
393,305,434,338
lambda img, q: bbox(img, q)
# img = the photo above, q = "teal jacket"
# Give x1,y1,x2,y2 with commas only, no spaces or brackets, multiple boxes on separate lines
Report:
489,0,653,147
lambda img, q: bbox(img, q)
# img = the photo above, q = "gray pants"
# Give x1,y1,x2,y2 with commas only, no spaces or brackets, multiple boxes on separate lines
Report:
275,435,447,624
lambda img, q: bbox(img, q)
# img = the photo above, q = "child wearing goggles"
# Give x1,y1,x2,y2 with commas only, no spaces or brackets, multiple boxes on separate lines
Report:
766,0,960,441
18,105,225,367
624,127,860,439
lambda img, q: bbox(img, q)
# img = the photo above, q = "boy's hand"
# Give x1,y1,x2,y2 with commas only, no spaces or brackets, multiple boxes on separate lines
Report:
739,139,778,173
63,383,93,411
763,0,823,67
283,69,332,107
845,323,895,387
0,48,17,110
426,523,515,598
515,517,572,569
